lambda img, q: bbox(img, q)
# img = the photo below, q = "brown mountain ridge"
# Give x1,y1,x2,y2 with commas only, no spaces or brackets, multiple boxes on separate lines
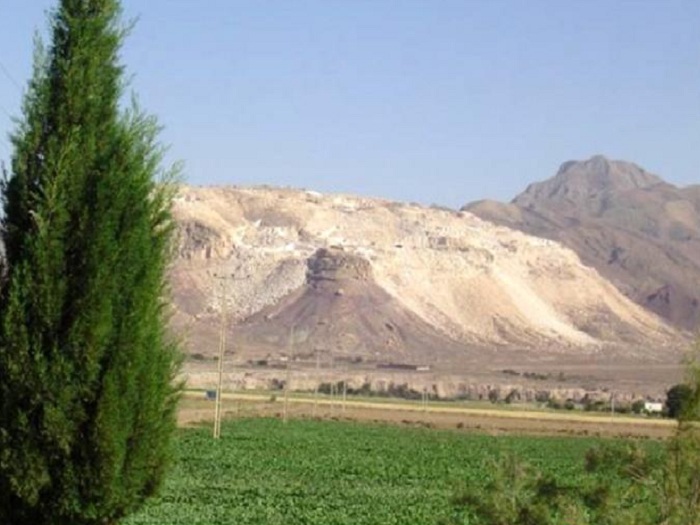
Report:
465,155,700,330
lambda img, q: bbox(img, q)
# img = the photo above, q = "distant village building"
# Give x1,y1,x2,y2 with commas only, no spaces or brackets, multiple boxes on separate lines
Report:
644,401,663,414
377,363,431,372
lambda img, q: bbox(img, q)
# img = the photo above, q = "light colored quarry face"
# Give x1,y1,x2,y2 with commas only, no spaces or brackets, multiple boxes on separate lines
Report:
169,185,683,361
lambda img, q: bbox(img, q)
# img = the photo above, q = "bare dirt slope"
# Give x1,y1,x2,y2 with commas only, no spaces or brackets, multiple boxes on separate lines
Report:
170,184,683,373
465,155,700,330
234,247,471,365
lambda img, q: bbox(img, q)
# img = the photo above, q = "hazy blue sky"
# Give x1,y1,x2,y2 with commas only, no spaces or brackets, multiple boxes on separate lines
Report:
1,1,699,207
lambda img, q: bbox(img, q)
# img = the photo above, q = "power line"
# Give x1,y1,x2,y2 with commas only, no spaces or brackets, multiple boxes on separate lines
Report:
0,57,22,147
0,58,19,159
0,103,14,157
0,60,22,92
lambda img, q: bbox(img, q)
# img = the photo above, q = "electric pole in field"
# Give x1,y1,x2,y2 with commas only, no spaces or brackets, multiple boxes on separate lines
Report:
342,363,348,414
611,391,616,417
283,325,293,423
313,348,320,417
213,275,228,439
329,351,336,416
209,261,251,440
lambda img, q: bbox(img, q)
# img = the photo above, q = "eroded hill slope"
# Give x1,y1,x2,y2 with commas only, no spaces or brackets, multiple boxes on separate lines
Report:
170,185,682,367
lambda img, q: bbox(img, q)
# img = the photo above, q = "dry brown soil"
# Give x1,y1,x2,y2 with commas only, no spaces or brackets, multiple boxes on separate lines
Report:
178,391,675,440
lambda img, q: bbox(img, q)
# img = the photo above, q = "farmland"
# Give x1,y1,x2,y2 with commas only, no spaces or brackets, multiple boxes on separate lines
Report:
124,417,662,525
177,391,675,439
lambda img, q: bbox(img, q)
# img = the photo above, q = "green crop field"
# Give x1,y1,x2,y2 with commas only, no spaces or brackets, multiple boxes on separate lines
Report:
124,418,660,525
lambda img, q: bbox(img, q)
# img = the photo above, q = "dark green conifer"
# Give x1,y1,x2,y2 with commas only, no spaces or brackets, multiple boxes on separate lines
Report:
0,1,181,523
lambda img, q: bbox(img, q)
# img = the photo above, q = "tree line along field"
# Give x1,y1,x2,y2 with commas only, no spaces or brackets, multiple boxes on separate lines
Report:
123,418,662,525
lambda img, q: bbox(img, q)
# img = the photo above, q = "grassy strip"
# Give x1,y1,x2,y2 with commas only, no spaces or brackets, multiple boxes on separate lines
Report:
182,389,674,426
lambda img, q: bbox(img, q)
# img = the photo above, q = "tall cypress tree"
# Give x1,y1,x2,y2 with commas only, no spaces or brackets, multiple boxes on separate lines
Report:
0,1,181,523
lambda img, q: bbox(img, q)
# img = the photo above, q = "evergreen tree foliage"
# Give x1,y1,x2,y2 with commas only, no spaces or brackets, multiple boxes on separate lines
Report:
662,344,700,524
446,343,700,525
0,1,181,523
666,383,693,419
445,446,664,525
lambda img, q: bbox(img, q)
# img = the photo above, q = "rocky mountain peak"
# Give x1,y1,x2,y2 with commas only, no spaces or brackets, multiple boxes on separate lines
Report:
514,156,664,213
465,157,700,331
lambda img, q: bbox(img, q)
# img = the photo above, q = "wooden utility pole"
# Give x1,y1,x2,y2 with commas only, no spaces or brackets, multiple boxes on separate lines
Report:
209,264,249,439
213,276,228,439
611,392,616,417
329,351,336,416
342,364,348,414
283,326,293,423
313,349,320,417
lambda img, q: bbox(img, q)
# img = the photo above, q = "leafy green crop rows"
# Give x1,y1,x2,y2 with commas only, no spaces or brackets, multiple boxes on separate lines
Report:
125,418,658,525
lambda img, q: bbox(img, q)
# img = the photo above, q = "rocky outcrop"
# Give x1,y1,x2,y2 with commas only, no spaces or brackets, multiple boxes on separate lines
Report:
306,247,373,285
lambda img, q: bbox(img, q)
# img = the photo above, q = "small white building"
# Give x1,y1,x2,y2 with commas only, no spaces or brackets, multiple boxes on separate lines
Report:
644,401,663,414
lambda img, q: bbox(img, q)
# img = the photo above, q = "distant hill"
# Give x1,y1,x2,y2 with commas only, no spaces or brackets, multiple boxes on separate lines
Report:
465,155,700,330
170,184,681,372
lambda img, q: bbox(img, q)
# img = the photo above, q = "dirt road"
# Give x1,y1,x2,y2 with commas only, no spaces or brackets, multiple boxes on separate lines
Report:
179,391,676,439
